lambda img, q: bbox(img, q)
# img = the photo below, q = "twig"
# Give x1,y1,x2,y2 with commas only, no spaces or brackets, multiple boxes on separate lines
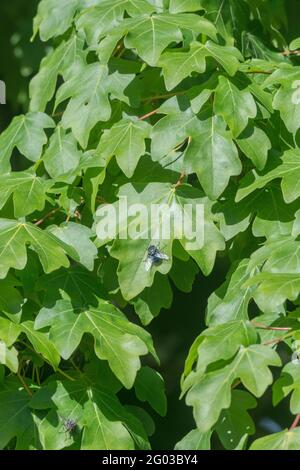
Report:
173,172,186,189
52,111,64,118
57,368,75,382
262,332,293,346
17,371,33,397
282,49,300,57
116,43,125,58
141,90,186,102
232,379,241,390
289,414,300,430
34,207,61,226
18,339,75,382
252,321,292,332
139,108,159,121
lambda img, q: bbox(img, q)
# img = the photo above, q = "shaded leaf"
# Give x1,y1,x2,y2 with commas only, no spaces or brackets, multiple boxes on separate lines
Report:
0,219,77,278
135,366,167,416
35,299,156,388
0,113,54,172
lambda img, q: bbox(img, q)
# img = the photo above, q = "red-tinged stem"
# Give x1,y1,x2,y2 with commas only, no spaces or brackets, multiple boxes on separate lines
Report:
290,414,300,430
282,49,300,56
262,332,293,346
141,90,186,102
139,109,159,120
34,207,60,226
252,321,292,331
173,172,186,189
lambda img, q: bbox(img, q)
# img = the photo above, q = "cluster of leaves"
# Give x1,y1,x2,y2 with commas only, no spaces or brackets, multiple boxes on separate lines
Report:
1,0,300,450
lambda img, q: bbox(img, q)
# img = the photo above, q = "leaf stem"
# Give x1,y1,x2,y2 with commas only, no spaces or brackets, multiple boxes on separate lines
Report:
34,207,61,226
139,108,159,120
52,111,64,118
173,172,186,189
18,339,75,381
141,90,186,102
262,332,293,346
252,321,292,331
289,414,300,430
17,371,33,397
282,49,300,56
57,368,75,381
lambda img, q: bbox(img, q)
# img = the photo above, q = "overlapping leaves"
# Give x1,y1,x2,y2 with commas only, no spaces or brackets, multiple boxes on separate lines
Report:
0,0,299,452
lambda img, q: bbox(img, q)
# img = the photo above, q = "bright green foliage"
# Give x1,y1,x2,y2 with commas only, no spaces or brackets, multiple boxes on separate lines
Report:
1,0,300,451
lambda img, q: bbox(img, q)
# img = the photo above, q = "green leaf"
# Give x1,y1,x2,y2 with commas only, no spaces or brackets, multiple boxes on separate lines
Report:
273,83,300,135
0,378,35,449
252,186,298,239
30,377,143,450
175,429,211,450
235,345,281,396
0,171,52,217
236,149,300,204
159,41,242,90
236,126,271,170
55,63,134,147
47,222,97,271
0,341,18,373
243,237,300,311
186,345,280,431
36,266,104,307
0,276,23,319
30,35,86,112
76,0,156,46
0,113,54,172
134,366,167,416
169,257,199,293
20,321,61,369
215,390,256,450
185,117,241,200
131,274,173,325
186,366,233,432
184,320,257,378
151,111,242,199
202,0,249,43
206,259,256,325
214,75,257,137
82,388,135,450
273,362,300,414
96,115,151,178
96,182,224,299
169,0,205,14
250,428,300,450
290,38,300,50
43,127,82,179
118,13,217,66
33,0,81,41
35,299,156,388
0,219,77,278
246,272,300,313
4,0,300,450
0,315,21,345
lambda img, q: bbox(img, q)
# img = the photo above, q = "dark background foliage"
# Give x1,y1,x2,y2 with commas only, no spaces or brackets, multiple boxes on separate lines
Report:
0,0,299,449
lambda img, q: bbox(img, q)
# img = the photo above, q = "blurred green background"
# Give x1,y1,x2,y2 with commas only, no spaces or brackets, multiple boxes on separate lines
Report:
0,0,299,450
